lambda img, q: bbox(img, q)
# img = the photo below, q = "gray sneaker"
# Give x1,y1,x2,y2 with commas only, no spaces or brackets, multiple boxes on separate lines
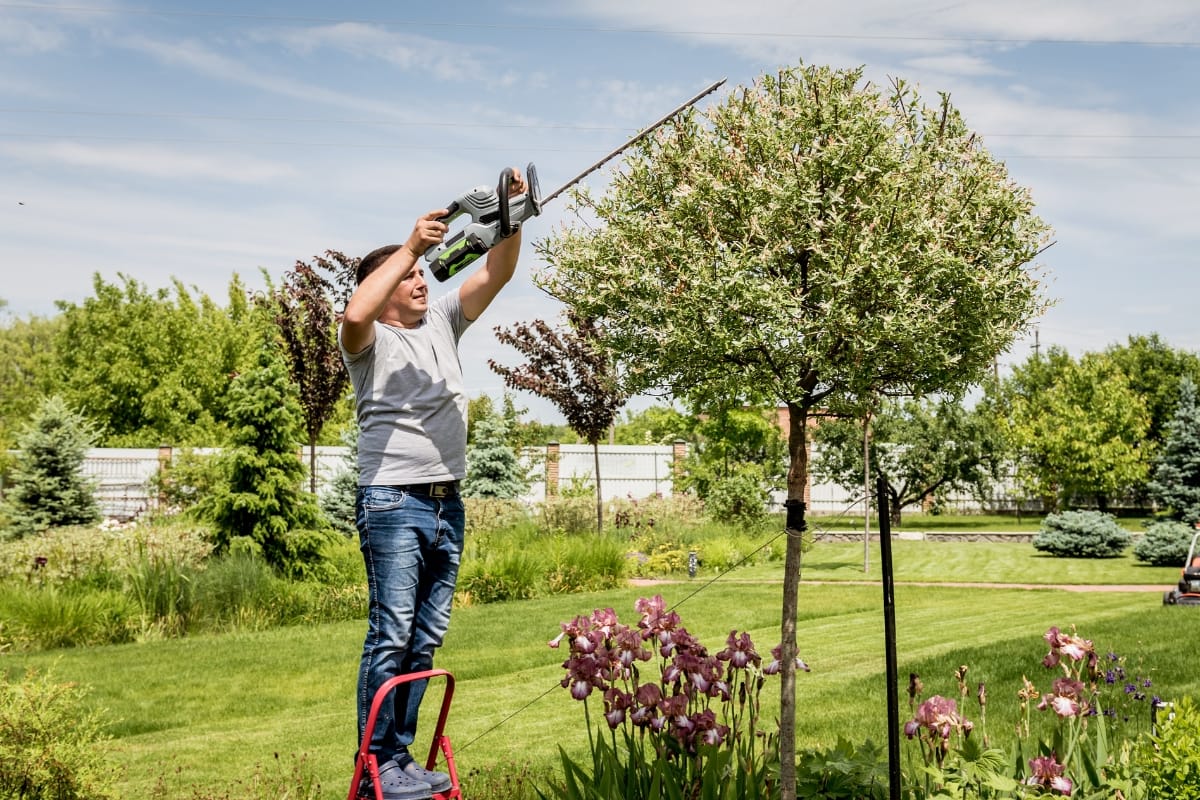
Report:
400,760,452,794
360,759,432,800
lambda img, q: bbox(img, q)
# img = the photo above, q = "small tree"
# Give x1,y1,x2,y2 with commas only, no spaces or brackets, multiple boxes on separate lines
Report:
462,411,527,499
1133,519,1195,567
999,350,1149,511
813,395,1004,526
264,251,356,493
489,312,627,531
195,342,325,575
1146,376,1200,524
537,63,1051,795
1,396,101,539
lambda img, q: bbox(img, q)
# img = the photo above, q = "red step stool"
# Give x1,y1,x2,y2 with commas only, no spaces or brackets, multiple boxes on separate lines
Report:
349,669,462,800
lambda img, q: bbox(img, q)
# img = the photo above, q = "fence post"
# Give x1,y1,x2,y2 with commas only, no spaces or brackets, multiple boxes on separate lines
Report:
671,439,688,495
546,442,560,497
156,445,172,507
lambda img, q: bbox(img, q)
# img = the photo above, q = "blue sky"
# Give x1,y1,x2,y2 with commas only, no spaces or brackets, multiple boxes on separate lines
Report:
2,1,1198,422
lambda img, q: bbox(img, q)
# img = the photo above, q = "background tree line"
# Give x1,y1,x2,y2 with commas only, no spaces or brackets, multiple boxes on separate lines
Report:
809,333,1200,523
3,276,1198,525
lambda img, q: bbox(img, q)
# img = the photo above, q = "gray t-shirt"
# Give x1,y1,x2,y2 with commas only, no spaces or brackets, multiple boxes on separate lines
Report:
339,291,472,485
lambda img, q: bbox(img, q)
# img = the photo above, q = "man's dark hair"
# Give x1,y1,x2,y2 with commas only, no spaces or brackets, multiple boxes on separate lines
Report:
356,244,402,285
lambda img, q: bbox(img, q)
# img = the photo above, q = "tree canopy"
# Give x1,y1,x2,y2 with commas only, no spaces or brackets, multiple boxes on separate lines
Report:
490,312,627,530
990,347,1150,511
53,274,257,447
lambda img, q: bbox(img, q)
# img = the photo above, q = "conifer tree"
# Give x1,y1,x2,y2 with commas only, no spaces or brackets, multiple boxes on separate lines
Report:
1147,376,1200,524
1,396,101,538
196,342,325,574
462,412,527,499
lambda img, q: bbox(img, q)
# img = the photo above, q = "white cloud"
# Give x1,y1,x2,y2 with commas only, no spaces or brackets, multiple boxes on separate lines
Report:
0,16,66,54
118,34,410,119
0,140,296,183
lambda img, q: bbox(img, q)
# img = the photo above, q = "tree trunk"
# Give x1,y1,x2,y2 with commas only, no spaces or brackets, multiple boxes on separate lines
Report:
890,494,903,528
592,441,603,533
308,434,318,495
780,401,809,800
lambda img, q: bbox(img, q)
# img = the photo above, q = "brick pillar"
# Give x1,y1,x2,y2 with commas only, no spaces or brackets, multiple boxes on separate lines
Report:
671,439,688,494
546,442,560,497
156,445,172,507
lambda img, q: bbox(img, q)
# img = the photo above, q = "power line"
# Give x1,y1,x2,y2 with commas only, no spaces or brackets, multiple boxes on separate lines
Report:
0,107,629,133
0,132,606,151
2,131,1196,161
2,3,1198,47
4,108,1200,143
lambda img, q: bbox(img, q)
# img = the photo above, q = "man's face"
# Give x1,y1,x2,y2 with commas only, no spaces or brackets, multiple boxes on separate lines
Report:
393,265,428,321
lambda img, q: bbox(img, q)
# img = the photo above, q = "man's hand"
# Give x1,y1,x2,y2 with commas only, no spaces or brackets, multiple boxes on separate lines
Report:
403,209,449,258
507,166,527,197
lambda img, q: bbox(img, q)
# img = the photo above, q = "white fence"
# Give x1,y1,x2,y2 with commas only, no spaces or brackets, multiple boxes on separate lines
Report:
54,444,1012,520
520,443,679,503
73,446,350,519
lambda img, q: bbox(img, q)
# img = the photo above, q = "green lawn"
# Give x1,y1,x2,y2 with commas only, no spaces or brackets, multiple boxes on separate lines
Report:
805,512,1151,533
728,539,1180,586
4,541,1196,800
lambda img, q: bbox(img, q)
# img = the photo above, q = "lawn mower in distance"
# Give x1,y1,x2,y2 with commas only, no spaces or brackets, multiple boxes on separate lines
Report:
1162,529,1200,606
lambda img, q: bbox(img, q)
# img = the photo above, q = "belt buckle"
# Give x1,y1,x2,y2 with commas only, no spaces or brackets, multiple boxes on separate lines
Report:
430,484,449,498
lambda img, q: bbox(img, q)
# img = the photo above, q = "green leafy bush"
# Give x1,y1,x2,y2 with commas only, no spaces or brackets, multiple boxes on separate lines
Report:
148,448,224,513
465,497,532,538
1032,510,1131,558
1137,696,1200,800
609,493,706,536
795,738,888,799
703,467,771,528
539,496,596,536
0,668,119,799
1134,520,1195,567
0,519,212,587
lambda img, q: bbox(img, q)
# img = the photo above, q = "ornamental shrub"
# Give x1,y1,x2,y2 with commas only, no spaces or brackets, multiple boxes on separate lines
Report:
1133,519,1196,567
1032,509,1131,558
1137,696,1200,800
703,466,771,528
0,668,119,799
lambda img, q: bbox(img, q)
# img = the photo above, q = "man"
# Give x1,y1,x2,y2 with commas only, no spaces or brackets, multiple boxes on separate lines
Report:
340,169,526,800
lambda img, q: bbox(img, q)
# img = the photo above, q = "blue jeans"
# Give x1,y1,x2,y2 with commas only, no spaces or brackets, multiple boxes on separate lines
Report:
355,486,465,763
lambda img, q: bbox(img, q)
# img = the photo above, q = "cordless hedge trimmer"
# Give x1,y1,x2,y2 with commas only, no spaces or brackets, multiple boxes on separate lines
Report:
426,78,726,282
